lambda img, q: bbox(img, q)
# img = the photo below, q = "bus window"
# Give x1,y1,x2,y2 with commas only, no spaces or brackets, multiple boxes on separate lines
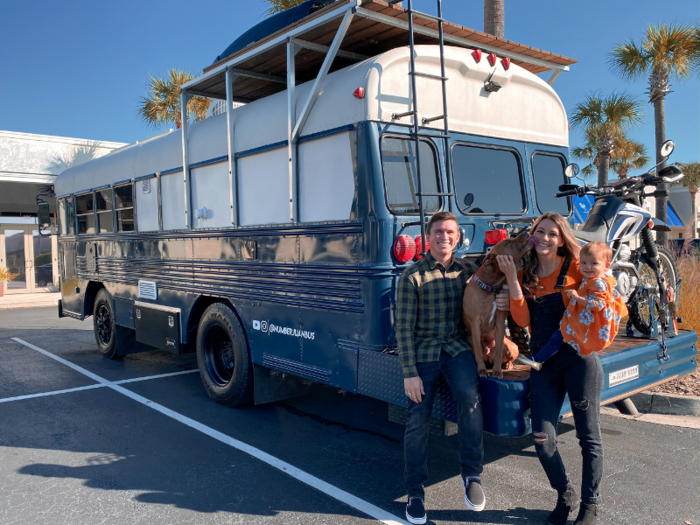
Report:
58,199,66,236
75,193,95,235
66,198,75,236
136,176,159,232
532,153,570,215
452,144,525,214
115,183,135,232
380,136,440,215
96,189,115,234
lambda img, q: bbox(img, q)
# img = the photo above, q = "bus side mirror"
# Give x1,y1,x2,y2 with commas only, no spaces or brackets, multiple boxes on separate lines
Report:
37,202,51,229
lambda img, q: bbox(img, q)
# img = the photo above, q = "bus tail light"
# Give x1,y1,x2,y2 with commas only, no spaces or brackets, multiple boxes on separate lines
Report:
393,235,416,263
485,229,508,245
414,235,430,259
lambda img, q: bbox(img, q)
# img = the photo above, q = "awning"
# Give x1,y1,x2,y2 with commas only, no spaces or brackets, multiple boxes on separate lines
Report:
667,201,684,227
572,194,595,225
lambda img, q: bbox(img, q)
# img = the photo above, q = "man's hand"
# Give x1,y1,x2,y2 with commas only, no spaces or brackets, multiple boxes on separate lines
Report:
495,289,510,312
404,376,425,403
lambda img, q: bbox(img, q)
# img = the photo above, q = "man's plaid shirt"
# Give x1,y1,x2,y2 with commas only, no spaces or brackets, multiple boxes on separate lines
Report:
396,252,477,378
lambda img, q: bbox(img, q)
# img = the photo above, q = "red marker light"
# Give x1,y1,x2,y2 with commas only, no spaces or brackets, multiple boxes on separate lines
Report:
414,235,430,259
487,53,497,66
472,49,482,63
393,235,416,263
353,87,365,99
501,57,511,70
485,229,508,245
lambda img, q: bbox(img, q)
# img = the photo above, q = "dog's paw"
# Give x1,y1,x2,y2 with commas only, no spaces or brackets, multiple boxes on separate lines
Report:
491,367,504,379
478,367,489,377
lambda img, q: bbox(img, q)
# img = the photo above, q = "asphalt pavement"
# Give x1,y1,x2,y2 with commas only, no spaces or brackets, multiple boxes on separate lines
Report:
0,307,698,525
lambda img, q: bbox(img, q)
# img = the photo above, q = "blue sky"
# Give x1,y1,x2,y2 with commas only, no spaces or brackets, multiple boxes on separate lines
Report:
1,0,698,169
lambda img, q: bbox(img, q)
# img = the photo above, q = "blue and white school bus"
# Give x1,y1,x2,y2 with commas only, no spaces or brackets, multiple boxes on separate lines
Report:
49,0,697,437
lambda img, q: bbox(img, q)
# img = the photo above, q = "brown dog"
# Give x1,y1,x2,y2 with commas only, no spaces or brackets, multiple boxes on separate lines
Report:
462,232,538,377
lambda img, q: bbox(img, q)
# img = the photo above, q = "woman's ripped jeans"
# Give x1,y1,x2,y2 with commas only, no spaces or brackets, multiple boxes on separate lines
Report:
529,344,604,505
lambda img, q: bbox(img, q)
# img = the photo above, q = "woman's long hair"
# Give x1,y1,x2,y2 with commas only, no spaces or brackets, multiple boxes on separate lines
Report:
522,212,580,295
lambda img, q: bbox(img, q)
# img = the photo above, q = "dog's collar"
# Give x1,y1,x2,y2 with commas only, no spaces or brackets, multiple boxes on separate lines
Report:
472,274,503,294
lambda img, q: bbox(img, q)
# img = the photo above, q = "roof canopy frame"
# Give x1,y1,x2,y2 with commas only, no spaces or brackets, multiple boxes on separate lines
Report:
177,0,577,228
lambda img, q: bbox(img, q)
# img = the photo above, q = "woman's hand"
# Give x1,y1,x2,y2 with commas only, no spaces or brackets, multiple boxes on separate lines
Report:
496,255,518,284
495,289,510,312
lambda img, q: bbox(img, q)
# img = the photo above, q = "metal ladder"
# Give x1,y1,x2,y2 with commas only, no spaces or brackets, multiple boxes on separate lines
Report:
389,0,454,254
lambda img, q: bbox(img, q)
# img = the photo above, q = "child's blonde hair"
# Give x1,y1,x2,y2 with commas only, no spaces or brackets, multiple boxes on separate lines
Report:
581,241,612,264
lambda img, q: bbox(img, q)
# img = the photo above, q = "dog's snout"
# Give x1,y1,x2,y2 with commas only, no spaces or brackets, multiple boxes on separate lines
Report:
526,235,540,247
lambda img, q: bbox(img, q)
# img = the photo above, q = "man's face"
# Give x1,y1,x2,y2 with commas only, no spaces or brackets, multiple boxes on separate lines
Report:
428,219,460,259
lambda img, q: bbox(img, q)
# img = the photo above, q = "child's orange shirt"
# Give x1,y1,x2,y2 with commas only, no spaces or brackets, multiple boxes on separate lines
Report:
559,275,628,355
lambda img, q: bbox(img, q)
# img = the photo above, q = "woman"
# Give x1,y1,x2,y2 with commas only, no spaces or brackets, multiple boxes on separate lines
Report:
496,212,601,525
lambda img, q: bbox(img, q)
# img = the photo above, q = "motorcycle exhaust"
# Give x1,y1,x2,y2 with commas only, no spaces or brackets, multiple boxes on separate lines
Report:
514,355,542,371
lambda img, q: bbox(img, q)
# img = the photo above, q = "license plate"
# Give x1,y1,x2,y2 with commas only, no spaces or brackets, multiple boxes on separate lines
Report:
609,365,639,387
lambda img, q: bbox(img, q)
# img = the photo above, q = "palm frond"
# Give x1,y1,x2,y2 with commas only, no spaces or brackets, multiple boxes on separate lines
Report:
682,162,700,192
609,38,648,80
645,23,697,81
139,68,207,129
610,137,649,178
261,0,307,16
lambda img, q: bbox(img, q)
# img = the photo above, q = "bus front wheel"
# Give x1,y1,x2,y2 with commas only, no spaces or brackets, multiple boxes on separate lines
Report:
196,303,253,407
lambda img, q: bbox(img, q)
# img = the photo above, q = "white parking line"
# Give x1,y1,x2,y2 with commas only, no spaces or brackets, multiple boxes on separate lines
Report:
10,337,407,525
0,368,200,404
0,383,106,404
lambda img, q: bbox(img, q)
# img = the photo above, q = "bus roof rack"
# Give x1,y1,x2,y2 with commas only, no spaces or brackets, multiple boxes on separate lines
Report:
183,0,576,103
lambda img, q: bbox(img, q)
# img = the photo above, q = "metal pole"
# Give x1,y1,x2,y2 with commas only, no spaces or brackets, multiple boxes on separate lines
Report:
437,0,452,214
287,40,298,223
180,91,191,229
225,69,239,225
407,0,426,254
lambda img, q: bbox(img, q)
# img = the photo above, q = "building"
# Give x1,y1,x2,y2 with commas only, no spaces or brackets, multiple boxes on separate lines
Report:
0,130,125,294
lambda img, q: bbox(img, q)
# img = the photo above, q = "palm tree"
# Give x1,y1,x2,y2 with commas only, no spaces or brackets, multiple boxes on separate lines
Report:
138,68,210,129
484,0,504,38
571,129,598,180
682,162,700,239
609,23,699,242
570,93,644,187
610,137,649,179
262,0,306,16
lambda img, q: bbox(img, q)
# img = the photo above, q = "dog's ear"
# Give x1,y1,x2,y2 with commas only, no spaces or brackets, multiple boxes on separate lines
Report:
482,252,496,267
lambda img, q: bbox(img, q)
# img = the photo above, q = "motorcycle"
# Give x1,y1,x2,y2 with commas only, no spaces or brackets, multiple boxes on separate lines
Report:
555,140,684,351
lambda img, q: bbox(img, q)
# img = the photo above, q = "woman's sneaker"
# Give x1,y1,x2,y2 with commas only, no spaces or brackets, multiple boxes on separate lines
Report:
405,496,427,524
462,477,486,511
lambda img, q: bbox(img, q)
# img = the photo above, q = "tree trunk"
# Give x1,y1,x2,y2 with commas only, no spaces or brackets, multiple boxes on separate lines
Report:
689,189,698,239
654,96,668,243
597,152,610,188
484,0,504,38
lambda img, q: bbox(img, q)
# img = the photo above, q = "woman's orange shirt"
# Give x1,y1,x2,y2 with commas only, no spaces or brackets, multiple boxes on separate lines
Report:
510,258,584,330
560,276,628,355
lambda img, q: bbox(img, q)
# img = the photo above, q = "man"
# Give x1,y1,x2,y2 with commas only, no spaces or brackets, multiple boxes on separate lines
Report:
396,211,485,525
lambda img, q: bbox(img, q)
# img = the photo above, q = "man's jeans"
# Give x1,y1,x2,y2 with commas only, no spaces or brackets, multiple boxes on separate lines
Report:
530,344,604,504
404,350,484,497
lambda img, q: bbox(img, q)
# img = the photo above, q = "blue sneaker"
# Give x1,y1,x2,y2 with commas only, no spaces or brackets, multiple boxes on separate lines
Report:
463,477,486,512
405,496,427,524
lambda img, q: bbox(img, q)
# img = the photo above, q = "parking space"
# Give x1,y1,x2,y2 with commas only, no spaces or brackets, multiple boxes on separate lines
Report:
0,307,698,525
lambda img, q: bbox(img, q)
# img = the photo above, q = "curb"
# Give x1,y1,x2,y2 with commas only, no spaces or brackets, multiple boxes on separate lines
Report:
0,300,60,310
630,392,700,417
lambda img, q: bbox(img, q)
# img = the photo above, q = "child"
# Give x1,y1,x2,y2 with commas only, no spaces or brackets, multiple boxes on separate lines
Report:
535,242,628,362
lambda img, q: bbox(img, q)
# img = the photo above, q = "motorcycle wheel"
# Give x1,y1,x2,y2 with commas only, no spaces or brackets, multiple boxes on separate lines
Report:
628,245,678,335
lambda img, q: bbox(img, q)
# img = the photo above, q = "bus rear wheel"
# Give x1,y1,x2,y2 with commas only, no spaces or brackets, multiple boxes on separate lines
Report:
196,303,253,407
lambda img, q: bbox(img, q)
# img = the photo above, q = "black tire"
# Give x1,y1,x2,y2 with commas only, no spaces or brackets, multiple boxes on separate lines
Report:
93,289,124,360
196,303,253,407
629,245,678,335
